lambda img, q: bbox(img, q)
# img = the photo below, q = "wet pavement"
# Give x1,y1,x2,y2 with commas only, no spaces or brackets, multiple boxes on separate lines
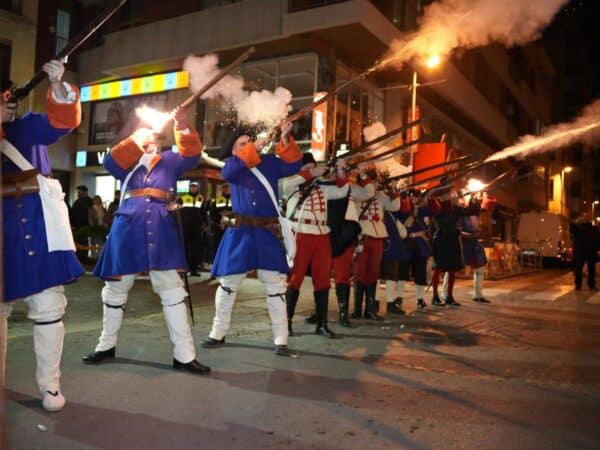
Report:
3,269,600,449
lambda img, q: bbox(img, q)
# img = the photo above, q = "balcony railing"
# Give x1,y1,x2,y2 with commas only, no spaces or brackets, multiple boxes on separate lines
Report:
0,0,22,15
288,0,350,13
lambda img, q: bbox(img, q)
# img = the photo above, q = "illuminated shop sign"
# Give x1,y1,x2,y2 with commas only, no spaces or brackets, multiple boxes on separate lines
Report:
80,71,189,102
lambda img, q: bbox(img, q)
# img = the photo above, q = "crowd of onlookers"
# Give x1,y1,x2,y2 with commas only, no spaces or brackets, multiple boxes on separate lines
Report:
69,183,231,271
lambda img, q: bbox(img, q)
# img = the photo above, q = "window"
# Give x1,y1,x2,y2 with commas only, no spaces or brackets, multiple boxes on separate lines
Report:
197,54,318,149
56,9,70,54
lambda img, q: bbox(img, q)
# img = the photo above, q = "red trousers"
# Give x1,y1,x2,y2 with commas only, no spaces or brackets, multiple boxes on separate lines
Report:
354,237,384,284
332,244,355,285
289,233,332,291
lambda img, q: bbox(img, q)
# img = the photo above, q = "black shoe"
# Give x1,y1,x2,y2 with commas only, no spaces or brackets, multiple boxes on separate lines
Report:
575,286,582,291
275,345,296,357
173,358,211,375
336,284,351,327
305,311,317,324
473,297,491,303
431,294,445,307
364,283,382,320
445,296,461,307
386,300,405,315
201,337,226,348
316,322,336,338
82,347,115,364
288,319,294,337
417,299,426,310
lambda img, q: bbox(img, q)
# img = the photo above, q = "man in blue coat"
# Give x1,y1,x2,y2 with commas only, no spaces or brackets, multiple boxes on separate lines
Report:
1,60,83,411
201,121,302,356
82,107,210,375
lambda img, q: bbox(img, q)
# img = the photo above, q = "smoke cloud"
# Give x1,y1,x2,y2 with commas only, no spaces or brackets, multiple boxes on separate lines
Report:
486,99,600,162
183,54,292,127
381,0,568,70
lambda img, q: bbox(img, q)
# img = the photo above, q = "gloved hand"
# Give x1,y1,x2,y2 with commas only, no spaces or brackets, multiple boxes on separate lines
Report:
139,151,155,169
42,60,65,83
172,106,189,130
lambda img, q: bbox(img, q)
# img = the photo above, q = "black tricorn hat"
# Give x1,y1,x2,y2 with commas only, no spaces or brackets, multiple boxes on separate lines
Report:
218,125,258,161
1,78,14,93
301,152,316,166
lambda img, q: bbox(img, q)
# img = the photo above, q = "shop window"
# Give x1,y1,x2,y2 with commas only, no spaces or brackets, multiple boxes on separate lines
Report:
277,55,316,98
56,10,70,54
243,61,276,91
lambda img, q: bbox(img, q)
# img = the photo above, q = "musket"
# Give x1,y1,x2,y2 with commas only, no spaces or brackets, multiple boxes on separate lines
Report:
346,138,421,169
179,46,255,109
9,0,128,103
389,155,472,181
343,120,421,157
169,189,195,326
394,159,485,187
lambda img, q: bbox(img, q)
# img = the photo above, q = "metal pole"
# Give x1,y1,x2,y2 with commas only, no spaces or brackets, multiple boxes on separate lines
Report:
409,71,418,182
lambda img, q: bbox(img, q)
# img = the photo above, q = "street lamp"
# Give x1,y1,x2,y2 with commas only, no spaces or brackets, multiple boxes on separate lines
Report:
409,54,442,181
561,166,573,217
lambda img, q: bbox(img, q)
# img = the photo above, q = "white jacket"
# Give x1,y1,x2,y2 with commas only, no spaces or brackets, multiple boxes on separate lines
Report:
355,187,400,239
283,170,349,235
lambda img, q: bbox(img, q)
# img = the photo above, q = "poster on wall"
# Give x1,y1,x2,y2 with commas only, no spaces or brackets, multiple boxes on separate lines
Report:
89,93,168,145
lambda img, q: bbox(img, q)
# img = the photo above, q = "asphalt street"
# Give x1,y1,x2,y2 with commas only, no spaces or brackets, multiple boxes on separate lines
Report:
3,269,600,449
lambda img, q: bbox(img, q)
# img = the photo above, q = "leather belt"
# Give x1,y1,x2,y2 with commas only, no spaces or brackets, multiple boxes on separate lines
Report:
228,213,279,228
409,231,427,239
123,188,171,202
2,169,40,200
293,218,327,226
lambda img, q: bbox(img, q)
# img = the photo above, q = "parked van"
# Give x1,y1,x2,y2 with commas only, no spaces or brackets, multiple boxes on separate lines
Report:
516,211,573,266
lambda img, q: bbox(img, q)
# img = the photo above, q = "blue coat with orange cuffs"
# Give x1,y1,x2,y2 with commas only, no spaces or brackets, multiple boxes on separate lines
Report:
93,128,203,279
2,85,84,301
211,137,302,276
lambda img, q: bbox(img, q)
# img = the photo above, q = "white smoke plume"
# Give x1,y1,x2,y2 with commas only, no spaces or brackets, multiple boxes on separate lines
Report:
486,99,600,162
363,121,387,143
378,0,567,71
183,54,291,127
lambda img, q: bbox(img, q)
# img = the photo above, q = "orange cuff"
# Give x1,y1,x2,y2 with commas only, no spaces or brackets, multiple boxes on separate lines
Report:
110,137,144,170
46,84,82,129
276,136,302,163
236,142,261,168
174,127,203,157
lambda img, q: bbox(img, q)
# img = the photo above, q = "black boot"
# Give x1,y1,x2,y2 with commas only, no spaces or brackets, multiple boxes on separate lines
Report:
286,288,300,336
431,294,445,307
315,290,336,338
445,295,461,307
336,283,352,327
386,298,405,315
364,283,382,320
351,282,365,319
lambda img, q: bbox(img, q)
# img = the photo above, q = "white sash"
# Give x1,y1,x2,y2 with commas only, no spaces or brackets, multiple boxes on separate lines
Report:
0,138,76,252
250,167,296,268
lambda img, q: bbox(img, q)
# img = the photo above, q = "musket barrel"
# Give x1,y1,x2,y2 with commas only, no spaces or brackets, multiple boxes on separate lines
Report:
10,0,128,102
179,46,256,109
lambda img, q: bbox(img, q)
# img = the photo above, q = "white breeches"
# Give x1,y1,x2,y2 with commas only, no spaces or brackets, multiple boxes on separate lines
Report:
473,266,485,299
96,270,195,363
1,286,67,393
209,270,288,346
